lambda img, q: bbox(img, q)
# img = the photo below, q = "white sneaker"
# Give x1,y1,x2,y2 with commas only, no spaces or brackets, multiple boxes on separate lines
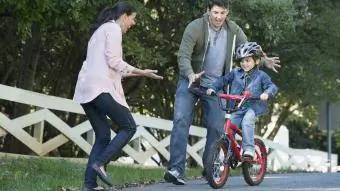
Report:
243,150,254,159
164,169,186,185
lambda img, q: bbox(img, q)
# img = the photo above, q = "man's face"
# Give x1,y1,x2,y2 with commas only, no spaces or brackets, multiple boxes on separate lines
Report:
208,5,229,29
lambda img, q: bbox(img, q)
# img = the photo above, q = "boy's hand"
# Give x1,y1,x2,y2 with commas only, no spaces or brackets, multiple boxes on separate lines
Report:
206,88,215,96
260,93,269,100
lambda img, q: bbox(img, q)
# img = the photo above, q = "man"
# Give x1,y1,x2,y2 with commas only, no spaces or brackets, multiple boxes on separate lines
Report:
164,0,280,185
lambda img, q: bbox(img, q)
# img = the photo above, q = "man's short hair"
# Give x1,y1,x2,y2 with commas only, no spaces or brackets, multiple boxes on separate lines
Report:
207,0,230,10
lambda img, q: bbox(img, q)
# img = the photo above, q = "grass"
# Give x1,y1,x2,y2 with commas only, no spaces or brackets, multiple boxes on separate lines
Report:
0,156,203,191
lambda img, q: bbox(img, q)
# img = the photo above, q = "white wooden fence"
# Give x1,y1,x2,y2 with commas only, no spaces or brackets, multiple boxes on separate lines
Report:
0,84,338,172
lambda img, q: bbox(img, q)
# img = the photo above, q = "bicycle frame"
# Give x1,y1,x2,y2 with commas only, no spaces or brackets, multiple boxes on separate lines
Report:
206,90,268,188
223,115,265,165
224,119,243,161
217,91,263,164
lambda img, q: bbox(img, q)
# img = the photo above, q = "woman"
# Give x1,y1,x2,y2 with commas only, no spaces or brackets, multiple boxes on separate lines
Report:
73,1,163,191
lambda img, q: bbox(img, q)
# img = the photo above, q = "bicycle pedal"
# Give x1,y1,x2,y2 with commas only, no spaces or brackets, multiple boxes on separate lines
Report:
236,162,242,168
242,156,254,162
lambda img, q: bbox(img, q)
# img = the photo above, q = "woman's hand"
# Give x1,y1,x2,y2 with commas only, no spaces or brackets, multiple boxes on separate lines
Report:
131,68,163,79
141,69,163,80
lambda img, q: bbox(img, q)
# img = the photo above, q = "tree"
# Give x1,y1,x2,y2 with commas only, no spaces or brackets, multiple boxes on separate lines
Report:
1,0,339,159
266,0,340,139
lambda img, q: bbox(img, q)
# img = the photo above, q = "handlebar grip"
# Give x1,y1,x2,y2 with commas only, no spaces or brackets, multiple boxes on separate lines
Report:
249,97,261,101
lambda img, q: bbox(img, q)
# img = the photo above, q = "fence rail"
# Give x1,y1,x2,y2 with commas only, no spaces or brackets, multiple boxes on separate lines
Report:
0,84,338,172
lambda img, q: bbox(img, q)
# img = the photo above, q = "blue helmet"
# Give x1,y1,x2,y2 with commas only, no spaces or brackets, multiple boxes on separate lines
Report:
235,42,263,60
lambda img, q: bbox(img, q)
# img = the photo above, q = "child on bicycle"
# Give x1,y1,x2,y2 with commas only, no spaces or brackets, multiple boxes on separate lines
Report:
206,42,278,159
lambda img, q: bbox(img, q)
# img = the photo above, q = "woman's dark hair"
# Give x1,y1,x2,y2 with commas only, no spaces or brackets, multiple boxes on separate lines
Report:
89,1,136,37
207,0,230,10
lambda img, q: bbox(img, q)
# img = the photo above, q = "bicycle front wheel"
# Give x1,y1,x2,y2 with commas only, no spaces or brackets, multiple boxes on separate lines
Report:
206,137,230,189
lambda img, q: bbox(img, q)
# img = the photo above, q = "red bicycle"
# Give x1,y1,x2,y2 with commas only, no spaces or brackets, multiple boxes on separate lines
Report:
205,90,267,189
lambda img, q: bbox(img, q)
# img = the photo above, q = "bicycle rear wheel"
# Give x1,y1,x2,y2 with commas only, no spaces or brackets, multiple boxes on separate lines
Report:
242,138,267,186
206,137,230,189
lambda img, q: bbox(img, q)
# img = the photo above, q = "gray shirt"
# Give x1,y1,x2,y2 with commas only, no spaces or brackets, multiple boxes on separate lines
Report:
200,27,228,88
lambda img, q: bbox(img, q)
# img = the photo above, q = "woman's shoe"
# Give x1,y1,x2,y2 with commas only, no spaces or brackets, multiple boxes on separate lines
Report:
104,187,121,191
92,163,113,186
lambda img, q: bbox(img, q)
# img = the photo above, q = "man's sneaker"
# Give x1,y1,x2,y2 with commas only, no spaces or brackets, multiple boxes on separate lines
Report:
243,150,254,159
201,169,209,184
201,169,206,178
164,169,186,185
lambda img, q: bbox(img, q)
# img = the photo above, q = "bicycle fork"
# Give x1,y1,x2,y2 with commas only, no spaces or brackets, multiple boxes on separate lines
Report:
223,119,244,168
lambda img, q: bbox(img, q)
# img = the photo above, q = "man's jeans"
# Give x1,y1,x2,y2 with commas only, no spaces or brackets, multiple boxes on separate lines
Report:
230,108,256,154
168,79,225,177
81,93,136,188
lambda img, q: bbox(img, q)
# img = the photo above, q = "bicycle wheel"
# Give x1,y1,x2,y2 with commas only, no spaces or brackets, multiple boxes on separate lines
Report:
206,137,230,189
242,138,267,186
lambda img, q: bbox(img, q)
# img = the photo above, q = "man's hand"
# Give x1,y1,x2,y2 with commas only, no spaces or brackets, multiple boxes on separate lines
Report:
263,53,281,73
188,71,205,88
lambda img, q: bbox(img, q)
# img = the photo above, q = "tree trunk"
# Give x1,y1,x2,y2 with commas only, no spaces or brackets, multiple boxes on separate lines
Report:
257,102,275,136
267,101,293,140
2,22,41,154
1,66,14,85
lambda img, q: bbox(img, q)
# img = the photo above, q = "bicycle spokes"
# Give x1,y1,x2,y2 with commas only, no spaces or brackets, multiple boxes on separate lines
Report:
247,149,263,177
212,148,228,181
206,138,230,189
242,138,267,186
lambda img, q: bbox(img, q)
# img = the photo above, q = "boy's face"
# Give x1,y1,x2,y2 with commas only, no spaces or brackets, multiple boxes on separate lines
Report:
240,56,259,72
208,5,228,29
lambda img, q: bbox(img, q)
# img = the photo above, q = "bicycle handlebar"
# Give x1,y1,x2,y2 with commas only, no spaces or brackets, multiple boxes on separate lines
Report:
189,87,260,113
211,90,260,113
211,91,251,101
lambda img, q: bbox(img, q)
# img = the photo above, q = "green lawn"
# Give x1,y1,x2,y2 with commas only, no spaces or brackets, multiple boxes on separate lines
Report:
0,156,202,191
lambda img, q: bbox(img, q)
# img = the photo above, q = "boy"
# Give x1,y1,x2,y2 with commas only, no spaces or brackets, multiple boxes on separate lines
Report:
206,42,278,159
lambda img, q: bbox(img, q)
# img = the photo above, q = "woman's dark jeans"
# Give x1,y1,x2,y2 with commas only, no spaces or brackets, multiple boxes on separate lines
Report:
81,93,137,188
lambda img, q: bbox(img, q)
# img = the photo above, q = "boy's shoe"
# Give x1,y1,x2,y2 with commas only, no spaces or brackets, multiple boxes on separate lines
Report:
243,150,254,159
164,169,186,185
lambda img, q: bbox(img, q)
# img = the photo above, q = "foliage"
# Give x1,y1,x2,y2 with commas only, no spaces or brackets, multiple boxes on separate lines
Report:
285,114,340,163
286,115,325,149
0,156,202,190
0,0,339,160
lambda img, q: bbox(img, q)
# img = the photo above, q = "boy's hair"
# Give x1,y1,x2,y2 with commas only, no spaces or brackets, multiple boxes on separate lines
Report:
235,42,263,62
207,0,230,10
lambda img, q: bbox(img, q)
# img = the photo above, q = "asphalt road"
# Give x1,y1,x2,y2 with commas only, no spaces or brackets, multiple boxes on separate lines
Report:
122,173,340,191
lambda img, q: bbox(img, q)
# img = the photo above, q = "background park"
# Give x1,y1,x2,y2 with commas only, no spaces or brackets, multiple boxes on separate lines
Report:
0,0,340,190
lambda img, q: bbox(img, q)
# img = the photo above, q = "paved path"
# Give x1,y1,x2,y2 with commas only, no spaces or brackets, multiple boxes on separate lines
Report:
122,173,340,191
